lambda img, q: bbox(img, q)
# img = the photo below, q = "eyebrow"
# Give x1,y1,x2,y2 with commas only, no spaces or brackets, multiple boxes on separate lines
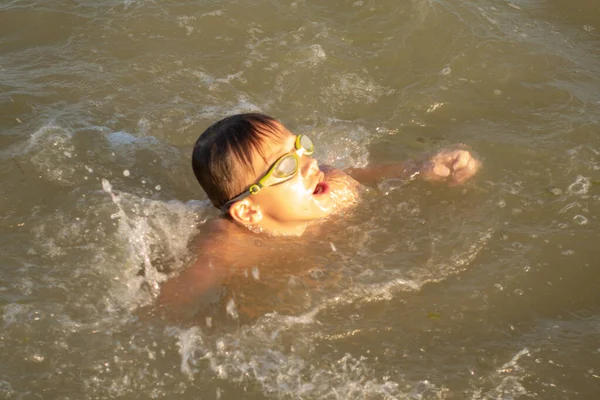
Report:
265,135,296,164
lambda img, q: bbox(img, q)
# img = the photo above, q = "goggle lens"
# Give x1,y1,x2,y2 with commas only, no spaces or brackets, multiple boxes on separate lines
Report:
298,135,314,153
273,154,298,178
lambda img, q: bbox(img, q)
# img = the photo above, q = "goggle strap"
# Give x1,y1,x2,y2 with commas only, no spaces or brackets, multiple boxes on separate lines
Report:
248,184,261,194
220,182,263,212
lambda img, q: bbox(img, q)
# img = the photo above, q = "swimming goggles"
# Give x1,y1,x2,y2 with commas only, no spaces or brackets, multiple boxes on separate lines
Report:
221,135,315,212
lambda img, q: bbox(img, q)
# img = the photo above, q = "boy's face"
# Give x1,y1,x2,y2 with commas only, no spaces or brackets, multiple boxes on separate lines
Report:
235,123,334,230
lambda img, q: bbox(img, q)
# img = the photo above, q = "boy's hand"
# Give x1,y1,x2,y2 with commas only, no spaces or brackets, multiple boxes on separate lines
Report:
421,149,481,186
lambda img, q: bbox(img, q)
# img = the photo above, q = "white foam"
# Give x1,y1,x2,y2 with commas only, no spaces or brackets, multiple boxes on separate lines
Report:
173,324,410,399
26,124,78,184
471,348,532,399
314,122,371,170
567,175,591,196
304,44,327,65
322,73,392,110
2,303,31,326
178,326,203,376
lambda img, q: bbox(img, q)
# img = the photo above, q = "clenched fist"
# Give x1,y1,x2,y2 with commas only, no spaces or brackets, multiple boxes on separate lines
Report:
421,149,481,186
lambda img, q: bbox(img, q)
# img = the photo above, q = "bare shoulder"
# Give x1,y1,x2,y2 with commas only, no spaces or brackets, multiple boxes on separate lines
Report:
190,218,227,254
197,217,271,270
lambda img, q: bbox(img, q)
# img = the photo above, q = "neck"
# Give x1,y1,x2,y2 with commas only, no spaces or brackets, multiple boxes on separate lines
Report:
247,218,308,237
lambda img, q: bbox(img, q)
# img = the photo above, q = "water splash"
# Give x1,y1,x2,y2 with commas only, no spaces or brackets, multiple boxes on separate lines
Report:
101,179,205,306
471,348,532,400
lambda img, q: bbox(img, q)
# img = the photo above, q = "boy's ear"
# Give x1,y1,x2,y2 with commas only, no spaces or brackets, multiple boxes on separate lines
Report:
228,199,263,226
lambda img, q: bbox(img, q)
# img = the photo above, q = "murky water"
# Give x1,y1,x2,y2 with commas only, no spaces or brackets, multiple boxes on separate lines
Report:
2,0,600,398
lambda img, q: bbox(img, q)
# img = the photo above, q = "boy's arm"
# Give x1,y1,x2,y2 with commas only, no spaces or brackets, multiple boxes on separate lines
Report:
344,163,420,184
345,149,481,187
156,221,265,317
156,223,229,315
156,252,221,313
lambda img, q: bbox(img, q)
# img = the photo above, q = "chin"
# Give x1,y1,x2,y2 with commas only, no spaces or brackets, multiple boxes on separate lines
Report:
310,195,333,215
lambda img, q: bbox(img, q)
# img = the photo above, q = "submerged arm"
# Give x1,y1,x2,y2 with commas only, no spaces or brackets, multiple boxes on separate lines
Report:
345,162,420,185
345,149,481,187
156,222,229,317
156,220,267,318
156,252,221,315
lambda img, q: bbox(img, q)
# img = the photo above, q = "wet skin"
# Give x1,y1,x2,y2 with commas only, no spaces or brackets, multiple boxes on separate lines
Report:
157,123,481,319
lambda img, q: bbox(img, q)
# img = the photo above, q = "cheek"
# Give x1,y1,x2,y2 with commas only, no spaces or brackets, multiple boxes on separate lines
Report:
285,179,311,197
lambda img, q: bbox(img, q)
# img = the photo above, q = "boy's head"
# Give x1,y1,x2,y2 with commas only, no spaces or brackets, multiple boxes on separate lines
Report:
192,113,280,209
192,113,334,235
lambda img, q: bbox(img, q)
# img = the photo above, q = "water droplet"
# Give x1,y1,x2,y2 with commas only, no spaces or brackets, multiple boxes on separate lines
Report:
101,179,113,192
155,185,161,191
226,298,238,319
216,365,227,379
30,354,44,363
547,187,563,196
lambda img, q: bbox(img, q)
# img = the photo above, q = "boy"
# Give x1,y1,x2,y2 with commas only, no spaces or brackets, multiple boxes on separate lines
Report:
158,113,480,317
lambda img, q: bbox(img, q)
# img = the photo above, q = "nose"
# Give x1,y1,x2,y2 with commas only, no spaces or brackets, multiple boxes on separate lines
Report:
299,154,319,178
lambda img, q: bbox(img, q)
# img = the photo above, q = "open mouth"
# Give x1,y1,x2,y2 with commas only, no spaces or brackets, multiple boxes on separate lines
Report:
313,181,329,196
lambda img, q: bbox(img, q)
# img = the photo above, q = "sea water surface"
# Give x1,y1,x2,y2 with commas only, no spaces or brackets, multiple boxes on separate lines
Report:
1,0,600,399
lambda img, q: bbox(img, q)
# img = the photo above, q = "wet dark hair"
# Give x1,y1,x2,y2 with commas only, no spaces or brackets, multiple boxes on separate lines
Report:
192,113,283,209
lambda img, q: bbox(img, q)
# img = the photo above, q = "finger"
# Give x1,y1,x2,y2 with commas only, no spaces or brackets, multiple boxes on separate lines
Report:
431,150,457,166
433,163,451,178
421,162,447,181
451,150,471,171
452,158,479,184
